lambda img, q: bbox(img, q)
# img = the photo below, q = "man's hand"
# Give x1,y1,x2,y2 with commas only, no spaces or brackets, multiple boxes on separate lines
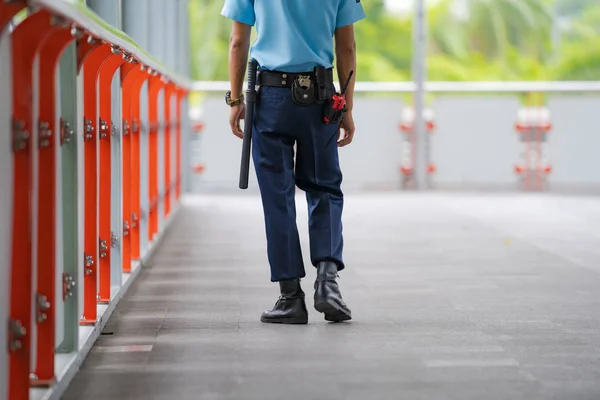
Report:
229,103,246,139
337,111,355,147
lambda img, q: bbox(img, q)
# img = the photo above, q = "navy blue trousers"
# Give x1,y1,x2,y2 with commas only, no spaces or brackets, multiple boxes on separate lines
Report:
251,85,345,282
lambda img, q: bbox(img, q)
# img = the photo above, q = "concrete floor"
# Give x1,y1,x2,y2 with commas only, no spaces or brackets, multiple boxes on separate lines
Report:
62,192,600,400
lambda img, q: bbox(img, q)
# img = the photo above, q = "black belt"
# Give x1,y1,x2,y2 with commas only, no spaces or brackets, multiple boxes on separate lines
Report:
258,69,333,88
258,71,311,88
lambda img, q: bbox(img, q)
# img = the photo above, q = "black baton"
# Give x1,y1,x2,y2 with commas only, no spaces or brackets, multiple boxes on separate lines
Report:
238,59,258,189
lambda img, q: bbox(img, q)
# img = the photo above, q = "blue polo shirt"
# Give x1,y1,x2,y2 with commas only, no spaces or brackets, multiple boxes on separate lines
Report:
221,0,366,73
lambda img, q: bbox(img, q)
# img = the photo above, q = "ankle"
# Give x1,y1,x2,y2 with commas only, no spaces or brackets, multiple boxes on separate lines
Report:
316,261,339,281
279,278,305,297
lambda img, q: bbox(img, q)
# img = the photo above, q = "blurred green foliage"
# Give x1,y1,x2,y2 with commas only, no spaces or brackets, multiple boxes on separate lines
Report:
189,0,600,81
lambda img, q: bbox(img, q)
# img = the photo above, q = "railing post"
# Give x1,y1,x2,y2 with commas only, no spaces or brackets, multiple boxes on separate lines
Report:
89,0,125,294
147,74,166,243
31,19,77,388
130,68,150,260
0,5,25,400
175,89,187,199
97,46,126,303
121,63,147,270
8,9,59,400
77,42,113,325
164,83,176,217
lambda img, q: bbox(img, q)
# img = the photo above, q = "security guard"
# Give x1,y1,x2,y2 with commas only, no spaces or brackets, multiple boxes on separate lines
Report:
221,0,365,324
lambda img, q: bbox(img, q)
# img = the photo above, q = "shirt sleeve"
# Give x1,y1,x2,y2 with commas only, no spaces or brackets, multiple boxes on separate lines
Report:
221,0,256,26
336,0,366,28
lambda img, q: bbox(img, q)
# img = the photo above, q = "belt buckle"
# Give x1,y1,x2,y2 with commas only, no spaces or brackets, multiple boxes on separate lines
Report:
297,75,312,90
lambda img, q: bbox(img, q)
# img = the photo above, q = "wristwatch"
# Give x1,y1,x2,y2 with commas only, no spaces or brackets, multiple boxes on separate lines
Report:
225,91,244,107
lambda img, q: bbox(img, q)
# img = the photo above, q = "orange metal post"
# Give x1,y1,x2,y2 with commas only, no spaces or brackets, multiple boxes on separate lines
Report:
97,49,126,303
163,83,176,216
175,89,187,200
129,69,150,260
32,26,75,387
8,9,55,400
147,75,165,242
78,43,113,324
120,63,141,272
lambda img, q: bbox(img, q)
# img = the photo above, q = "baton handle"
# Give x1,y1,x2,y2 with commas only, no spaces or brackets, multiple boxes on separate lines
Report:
239,59,258,189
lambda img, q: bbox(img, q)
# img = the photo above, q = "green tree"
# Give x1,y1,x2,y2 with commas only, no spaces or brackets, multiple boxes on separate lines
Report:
429,0,554,61
189,0,236,81
186,0,600,83
552,38,600,80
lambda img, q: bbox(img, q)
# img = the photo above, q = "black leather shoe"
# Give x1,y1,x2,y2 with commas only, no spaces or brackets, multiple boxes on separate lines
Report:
260,279,308,324
314,261,352,322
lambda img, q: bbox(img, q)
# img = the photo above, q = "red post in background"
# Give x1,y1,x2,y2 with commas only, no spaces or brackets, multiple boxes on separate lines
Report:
147,75,166,242
163,83,176,217
97,48,125,303
398,108,436,189
175,89,187,200
121,62,141,272
78,42,112,324
514,92,551,191
129,68,150,260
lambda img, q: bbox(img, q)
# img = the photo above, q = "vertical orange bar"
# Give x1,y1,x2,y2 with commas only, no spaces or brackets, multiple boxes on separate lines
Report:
129,70,149,260
32,27,74,387
163,84,174,216
147,75,164,242
120,63,139,273
175,90,185,199
8,9,52,400
79,43,112,324
97,52,125,303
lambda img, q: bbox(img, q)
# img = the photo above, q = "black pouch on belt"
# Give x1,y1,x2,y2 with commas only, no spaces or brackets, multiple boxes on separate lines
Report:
314,66,331,104
291,74,317,106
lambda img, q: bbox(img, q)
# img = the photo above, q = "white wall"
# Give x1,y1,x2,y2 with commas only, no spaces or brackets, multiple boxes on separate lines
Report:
548,96,600,188
191,94,600,193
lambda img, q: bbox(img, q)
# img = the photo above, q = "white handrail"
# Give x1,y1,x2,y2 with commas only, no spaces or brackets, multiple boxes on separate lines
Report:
31,0,193,90
192,80,600,93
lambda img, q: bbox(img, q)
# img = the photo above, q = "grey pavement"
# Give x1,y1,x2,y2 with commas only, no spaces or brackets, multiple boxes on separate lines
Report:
62,192,600,400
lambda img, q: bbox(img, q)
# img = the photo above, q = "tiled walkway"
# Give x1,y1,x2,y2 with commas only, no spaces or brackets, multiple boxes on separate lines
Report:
62,192,600,400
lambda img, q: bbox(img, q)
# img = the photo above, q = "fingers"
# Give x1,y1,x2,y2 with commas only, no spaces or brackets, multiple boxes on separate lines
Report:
337,127,354,147
230,118,244,139
229,105,246,139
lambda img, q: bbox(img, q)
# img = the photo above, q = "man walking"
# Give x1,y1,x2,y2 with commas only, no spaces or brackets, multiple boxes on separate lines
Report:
221,0,365,324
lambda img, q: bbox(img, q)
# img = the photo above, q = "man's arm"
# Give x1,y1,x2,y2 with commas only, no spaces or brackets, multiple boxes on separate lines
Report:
333,24,357,147
228,21,252,99
227,21,252,138
334,25,357,112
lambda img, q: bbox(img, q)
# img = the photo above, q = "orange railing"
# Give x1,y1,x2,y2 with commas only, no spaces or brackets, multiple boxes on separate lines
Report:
0,2,191,400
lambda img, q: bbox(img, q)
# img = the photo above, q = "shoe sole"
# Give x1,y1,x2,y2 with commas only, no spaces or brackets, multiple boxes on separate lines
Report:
314,299,352,322
260,317,308,325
